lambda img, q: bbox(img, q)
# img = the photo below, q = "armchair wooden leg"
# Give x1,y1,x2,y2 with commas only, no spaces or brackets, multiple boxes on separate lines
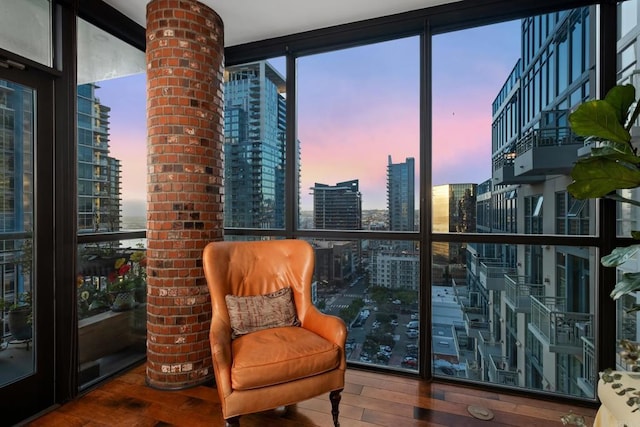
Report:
225,416,240,427
330,389,343,427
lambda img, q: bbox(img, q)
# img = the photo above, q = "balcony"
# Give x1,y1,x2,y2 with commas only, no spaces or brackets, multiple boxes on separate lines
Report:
478,330,502,361
528,296,593,355
503,275,545,313
514,127,583,177
577,336,596,398
488,354,519,386
76,234,147,388
479,262,516,291
492,154,544,185
463,310,489,340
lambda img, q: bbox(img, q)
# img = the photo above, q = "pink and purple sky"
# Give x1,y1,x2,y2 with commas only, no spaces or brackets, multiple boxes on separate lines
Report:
98,19,520,215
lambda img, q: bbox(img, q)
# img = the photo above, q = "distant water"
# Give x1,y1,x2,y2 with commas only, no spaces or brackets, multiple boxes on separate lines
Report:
121,216,146,248
122,216,146,230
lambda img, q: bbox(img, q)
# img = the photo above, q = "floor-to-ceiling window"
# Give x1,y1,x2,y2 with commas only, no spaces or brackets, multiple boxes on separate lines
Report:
224,0,615,403
432,7,598,399
75,18,147,390
224,39,422,370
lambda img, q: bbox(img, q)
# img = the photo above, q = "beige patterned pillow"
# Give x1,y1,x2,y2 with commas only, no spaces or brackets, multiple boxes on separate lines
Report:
225,287,300,339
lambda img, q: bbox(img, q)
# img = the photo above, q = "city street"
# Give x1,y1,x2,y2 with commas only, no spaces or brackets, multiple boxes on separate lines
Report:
322,277,419,370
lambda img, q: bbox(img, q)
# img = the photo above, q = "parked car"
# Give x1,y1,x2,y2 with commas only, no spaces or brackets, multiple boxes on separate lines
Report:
401,356,417,368
379,345,392,353
406,320,419,329
406,329,419,339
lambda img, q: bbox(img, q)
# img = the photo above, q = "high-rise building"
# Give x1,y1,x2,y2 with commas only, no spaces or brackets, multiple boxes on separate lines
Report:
461,7,596,397
312,180,362,230
0,81,32,234
432,183,476,268
223,61,287,228
77,83,122,233
387,155,415,232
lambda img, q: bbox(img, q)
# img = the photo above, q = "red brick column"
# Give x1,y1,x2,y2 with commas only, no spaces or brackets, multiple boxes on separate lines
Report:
145,0,224,389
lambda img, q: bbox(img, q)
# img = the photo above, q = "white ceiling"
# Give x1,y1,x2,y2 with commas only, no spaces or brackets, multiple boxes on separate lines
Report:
103,0,462,47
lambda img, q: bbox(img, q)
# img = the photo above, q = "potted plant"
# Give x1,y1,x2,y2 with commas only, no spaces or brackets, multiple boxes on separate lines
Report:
105,251,146,311
6,291,32,341
566,83,640,418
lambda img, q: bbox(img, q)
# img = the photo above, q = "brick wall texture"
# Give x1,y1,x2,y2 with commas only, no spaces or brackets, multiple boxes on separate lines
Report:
145,0,224,389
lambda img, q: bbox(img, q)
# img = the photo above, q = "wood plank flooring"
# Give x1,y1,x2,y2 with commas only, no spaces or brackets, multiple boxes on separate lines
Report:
26,364,597,426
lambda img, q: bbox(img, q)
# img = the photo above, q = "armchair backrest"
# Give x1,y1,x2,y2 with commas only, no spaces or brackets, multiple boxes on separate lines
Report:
202,239,316,326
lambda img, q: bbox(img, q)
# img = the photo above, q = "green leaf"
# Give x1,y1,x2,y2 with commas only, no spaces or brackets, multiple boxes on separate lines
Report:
590,141,640,164
602,245,640,267
632,231,640,240
603,84,636,125
568,158,640,199
569,100,632,144
610,272,640,300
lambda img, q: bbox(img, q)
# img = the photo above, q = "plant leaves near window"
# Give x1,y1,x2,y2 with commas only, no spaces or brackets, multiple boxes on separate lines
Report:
568,100,630,144
568,84,635,144
567,157,640,199
603,83,636,125
609,272,640,306
601,245,640,267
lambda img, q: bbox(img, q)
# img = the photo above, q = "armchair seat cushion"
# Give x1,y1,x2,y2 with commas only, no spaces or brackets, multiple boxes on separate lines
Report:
231,326,340,390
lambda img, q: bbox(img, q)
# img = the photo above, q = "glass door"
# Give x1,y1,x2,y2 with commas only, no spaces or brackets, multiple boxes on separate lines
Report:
0,62,55,425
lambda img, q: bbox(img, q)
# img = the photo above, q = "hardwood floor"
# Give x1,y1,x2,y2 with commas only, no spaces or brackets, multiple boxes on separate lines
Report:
26,364,597,426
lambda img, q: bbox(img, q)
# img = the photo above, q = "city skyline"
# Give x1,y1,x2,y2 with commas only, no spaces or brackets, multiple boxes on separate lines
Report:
100,19,520,216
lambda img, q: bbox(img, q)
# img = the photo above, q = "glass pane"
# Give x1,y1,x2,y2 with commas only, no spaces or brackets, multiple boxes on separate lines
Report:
0,79,35,385
77,238,146,384
618,0,638,40
441,242,596,398
223,58,287,229
432,7,597,400
297,38,420,231
76,19,146,388
434,9,595,237
0,0,52,67
307,238,419,371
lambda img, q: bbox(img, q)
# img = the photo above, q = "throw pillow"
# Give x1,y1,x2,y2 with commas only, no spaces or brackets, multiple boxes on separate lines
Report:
226,287,300,339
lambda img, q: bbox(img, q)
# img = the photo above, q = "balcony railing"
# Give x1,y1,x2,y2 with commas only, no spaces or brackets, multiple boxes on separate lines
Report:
76,231,146,389
513,126,583,177
488,354,518,386
577,336,596,398
515,127,581,154
504,275,545,313
479,262,516,291
529,296,593,354
463,310,489,341
478,330,502,361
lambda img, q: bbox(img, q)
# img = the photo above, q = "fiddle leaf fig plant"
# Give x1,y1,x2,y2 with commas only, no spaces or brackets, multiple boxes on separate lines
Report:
568,84,640,313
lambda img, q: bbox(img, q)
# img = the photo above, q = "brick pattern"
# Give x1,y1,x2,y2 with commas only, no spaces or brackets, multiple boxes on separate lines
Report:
145,0,224,389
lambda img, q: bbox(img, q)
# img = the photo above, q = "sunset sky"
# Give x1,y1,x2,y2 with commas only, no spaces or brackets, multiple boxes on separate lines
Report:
99,18,521,215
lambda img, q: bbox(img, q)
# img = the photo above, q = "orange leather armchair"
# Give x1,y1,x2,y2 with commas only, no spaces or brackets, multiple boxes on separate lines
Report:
202,239,347,427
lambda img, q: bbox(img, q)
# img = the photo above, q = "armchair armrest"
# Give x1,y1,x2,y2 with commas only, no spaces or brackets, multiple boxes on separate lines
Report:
209,316,233,397
302,306,347,366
